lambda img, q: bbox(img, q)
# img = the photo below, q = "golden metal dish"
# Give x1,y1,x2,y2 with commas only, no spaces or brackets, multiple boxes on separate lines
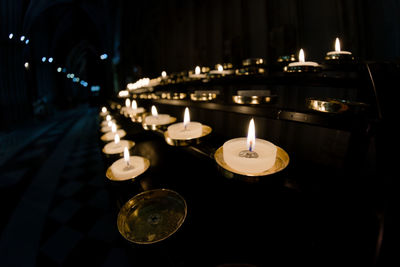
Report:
232,95,274,105
306,98,368,114
105,156,150,181
190,92,218,102
214,145,289,182
164,125,212,146
142,117,177,131
117,189,187,244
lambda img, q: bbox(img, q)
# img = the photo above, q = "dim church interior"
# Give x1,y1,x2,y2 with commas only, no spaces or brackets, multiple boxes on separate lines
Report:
1,0,399,266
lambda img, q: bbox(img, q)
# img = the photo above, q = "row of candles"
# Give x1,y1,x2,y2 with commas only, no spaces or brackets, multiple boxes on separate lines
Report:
125,37,353,92
100,98,283,181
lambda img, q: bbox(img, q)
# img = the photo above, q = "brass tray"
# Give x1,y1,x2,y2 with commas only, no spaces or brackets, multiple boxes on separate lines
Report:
117,189,187,244
142,117,177,131
214,145,289,182
232,95,275,105
306,98,368,114
105,156,150,181
164,125,212,146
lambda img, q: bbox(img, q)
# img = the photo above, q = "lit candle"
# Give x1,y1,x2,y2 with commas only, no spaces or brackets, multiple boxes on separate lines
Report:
189,66,207,79
167,107,203,140
144,105,172,125
101,121,119,133
100,106,108,116
327,37,352,56
209,64,234,76
106,115,111,121
125,99,145,116
125,98,131,108
101,122,126,141
109,148,147,180
161,71,167,79
222,118,277,174
288,49,319,67
103,134,135,155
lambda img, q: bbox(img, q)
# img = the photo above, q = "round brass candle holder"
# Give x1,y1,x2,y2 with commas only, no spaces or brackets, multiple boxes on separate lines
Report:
142,117,177,131
214,146,289,182
164,125,212,146
306,98,368,114
284,64,321,73
232,95,276,105
102,140,135,155
100,129,127,142
190,92,218,102
105,156,150,182
117,188,187,244
324,53,354,63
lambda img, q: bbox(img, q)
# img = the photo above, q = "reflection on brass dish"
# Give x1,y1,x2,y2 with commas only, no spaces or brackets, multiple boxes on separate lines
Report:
117,189,187,244
232,95,274,105
142,117,177,131
214,146,289,182
190,92,218,102
277,54,296,63
102,140,135,155
164,125,212,146
167,92,186,100
306,98,368,114
242,58,265,66
324,53,354,62
284,65,321,73
105,157,150,181
130,113,145,123
235,67,265,76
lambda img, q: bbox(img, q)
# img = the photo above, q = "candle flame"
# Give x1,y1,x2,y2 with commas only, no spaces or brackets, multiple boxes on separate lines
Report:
299,49,305,63
247,118,256,152
124,147,130,165
111,123,117,133
161,71,167,78
217,64,223,72
195,66,201,75
114,133,120,144
106,115,111,121
183,107,190,128
101,107,107,113
151,105,158,116
335,37,341,52
125,98,131,108
131,100,137,110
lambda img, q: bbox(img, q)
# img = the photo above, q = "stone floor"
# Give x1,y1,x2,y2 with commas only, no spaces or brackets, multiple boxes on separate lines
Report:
0,105,133,267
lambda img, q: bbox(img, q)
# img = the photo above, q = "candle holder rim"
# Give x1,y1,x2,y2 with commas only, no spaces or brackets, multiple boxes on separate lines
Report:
214,145,289,179
117,188,187,244
105,156,150,181
164,125,212,146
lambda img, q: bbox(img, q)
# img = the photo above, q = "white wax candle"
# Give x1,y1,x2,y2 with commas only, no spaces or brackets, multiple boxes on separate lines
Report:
144,114,171,125
288,48,319,67
327,37,352,56
101,129,126,141
110,156,146,180
103,140,133,154
223,137,277,174
101,119,115,127
167,122,203,139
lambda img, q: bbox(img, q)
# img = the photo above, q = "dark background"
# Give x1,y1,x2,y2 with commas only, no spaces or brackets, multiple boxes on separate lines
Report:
1,0,400,128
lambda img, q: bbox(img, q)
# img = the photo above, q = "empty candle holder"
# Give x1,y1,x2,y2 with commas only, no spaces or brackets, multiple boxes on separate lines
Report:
117,188,187,244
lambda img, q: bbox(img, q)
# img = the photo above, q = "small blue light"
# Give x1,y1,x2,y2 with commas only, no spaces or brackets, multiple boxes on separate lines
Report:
70,73,74,78
48,57,53,63
57,67,62,72
42,57,47,62
100,54,108,60
67,74,71,78
9,33,13,39
25,39,29,44
62,68,67,73
91,85,100,92
20,36,25,41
